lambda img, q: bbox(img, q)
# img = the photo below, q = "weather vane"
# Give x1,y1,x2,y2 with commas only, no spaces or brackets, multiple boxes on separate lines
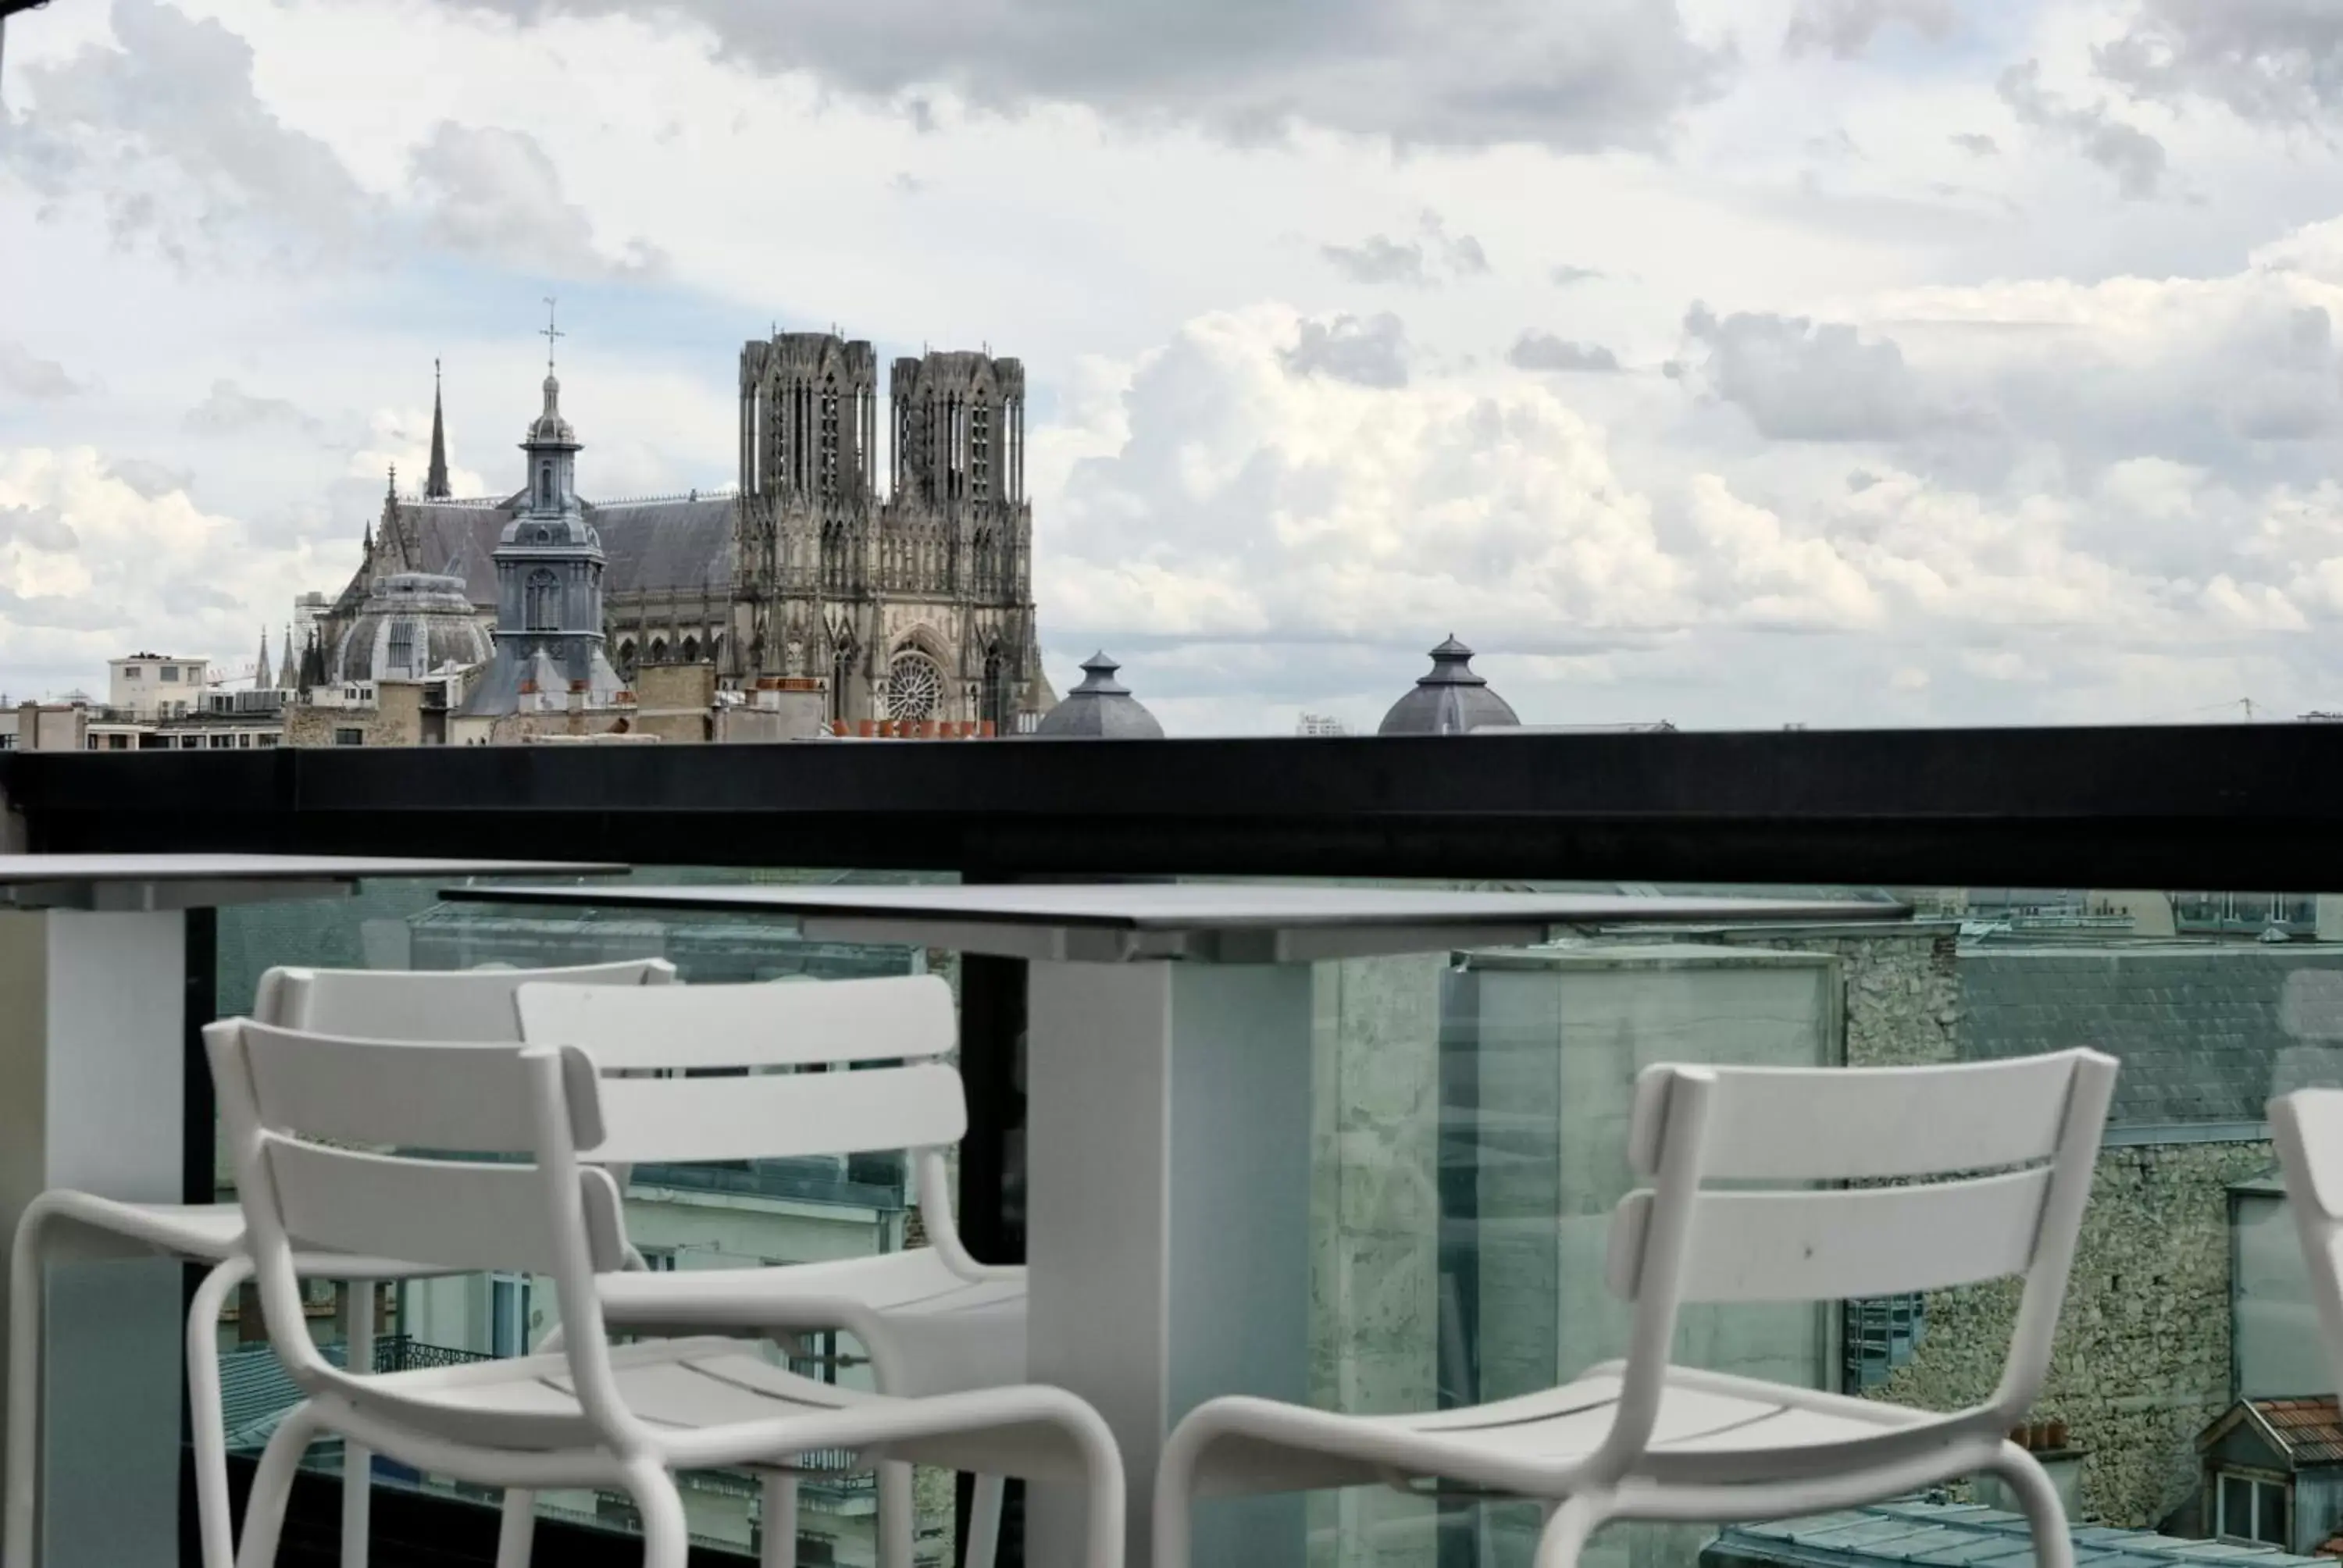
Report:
540,298,564,372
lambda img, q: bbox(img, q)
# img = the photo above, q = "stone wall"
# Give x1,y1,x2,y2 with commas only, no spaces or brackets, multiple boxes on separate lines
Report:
1865,1138,2270,1531
1703,922,1963,1069
283,680,424,746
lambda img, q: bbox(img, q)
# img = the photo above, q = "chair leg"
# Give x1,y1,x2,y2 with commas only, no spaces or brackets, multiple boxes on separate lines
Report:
237,1403,324,1568
1988,1440,2075,1568
622,1456,690,1568
494,1491,537,1568
760,1470,799,1568
877,1461,915,1568
965,1475,1004,1568
187,1257,254,1568
342,1281,374,1568
1152,1420,1203,1568
3,1210,46,1568
1532,1491,1613,1568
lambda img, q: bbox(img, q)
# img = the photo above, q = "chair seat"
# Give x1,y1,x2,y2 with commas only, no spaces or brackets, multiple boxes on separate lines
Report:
346,1335,1090,1481
597,1249,1028,1395
1189,1364,1947,1499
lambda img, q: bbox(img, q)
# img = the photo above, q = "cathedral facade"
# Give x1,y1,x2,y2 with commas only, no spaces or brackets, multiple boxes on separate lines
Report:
319,329,1053,731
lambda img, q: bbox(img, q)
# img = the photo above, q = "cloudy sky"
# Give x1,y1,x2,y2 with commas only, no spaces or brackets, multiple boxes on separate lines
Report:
5,0,2343,732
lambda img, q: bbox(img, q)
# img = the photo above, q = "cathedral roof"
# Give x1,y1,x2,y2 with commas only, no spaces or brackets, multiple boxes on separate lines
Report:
390,501,510,609
1378,636,1521,736
360,491,733,615
594,495,736,597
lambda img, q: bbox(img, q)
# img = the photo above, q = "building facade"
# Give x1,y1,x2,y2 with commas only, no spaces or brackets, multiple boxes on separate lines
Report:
317,330,1053,732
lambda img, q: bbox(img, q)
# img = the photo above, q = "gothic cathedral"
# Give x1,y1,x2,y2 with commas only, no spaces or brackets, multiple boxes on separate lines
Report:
319,327,1054,732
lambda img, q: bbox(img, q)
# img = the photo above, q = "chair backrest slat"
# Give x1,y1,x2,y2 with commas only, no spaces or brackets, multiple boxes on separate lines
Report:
209,1014,651,1456
1611,1050,2112,1308
1626,1055,2078,1181
1607,1167,2052,1303
262,959,674,1042
263,1139,626,1276
515,973,954,1071
591,1063,967,1166
239,1019,604,1152
1587,1047,2113,1469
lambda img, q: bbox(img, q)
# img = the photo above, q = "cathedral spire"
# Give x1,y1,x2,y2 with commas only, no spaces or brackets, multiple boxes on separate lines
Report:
423,358,451,499
278,625,298,692
255,627,273,691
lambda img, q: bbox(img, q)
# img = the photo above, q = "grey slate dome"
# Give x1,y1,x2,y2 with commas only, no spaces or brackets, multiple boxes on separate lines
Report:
334,572,494,683
1032,652,1164,739
1378,636,1520,735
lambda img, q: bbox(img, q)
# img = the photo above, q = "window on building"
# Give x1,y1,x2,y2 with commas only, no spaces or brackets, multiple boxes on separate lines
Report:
819,378,840,503
490,1274,531,1359
256,734,278,748
971,399,990,503
982,646,1007,732
123,666,142,680
525,568,561,633
885,650,943,721
830,640,855,722
537,461,552,509
237,732,253,748
178,735,200,749
333,727,365,747
0,734,15,751
160,665,179,682
208,734,233,749
641,1249,679,1273
387,618,415,675
2217,1473,2288,1547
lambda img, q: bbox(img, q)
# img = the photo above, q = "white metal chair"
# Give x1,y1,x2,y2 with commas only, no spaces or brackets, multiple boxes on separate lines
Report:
494,975,1026,1568
201,1014,1124,1568
1154,1049,2119,1568
4,957,672,1568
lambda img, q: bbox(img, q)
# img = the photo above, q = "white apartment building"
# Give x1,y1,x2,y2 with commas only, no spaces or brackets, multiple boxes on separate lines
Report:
108,653,212,719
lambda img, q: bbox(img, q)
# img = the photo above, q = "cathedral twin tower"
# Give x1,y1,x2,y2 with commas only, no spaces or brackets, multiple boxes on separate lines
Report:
330,326,1049,732
732,333,1039,729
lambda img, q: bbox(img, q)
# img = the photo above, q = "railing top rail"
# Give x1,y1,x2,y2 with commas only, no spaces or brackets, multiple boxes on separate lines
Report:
8,722,2343,888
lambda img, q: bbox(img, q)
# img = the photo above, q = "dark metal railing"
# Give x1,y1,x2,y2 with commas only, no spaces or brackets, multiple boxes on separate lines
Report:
373,1335,491,1374
11,722,2343,889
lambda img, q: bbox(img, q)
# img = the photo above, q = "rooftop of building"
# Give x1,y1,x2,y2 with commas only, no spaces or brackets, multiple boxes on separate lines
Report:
2200,1396,2343,1466
1709,1499,2333,1568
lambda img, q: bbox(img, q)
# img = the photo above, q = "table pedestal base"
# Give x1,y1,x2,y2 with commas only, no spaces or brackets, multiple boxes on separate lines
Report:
0,909,188,1568
1024,959,1312,1568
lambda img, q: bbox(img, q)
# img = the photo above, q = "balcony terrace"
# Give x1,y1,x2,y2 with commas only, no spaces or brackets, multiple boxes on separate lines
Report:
3,724,2343,1568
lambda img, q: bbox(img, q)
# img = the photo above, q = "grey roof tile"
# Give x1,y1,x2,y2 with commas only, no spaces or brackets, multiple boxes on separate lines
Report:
1962,946,2343,1124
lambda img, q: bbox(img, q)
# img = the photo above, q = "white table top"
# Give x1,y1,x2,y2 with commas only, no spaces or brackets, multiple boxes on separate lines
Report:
0,854,626,911
0,855,624,884
446,881,1910,963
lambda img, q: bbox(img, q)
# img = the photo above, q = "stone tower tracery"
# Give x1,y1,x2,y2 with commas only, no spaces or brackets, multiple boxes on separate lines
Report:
732,330,1043,729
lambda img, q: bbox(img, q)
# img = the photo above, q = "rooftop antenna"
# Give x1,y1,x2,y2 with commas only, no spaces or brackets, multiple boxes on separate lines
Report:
540,297,563,373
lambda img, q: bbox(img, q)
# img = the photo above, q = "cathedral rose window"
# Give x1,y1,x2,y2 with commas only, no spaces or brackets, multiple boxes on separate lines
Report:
886,651,943,720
